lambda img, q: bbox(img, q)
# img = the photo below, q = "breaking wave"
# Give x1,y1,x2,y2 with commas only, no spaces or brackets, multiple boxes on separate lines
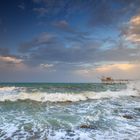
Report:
0,81,140,140
0,81,139,102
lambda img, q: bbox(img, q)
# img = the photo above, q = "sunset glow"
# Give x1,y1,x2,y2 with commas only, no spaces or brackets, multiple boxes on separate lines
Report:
96,63,135,72
0,0,140,82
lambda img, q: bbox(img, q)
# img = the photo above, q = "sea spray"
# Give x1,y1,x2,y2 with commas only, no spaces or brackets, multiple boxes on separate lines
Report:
0,82,140,140
0,82,139,102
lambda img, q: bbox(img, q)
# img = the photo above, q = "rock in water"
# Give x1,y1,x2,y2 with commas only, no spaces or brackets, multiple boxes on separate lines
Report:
123,115,133,119
80,125,96,129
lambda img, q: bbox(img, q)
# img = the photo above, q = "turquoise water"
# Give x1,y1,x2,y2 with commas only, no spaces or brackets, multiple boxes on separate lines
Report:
0,83,126,93
0,82,140,140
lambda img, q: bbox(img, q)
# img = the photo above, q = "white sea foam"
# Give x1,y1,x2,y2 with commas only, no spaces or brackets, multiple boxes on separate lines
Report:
47,130,93,140
0,82,140,140
0,87,16,93
0,81,139,102
0,123,18,138
130,80,140,91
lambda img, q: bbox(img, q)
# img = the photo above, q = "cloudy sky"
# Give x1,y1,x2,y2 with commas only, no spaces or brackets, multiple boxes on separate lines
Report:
0,0,140,82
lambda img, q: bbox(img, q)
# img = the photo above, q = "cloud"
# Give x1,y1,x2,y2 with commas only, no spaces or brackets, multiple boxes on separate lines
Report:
40,63,54,68
19,32,57,52
18,3,25,10
54,20,68,28
32,0,71,18
0,47,24,66
18,29,140,68
18,30,99,65
74,61,140,79
20,40,100,64
87,0,140,27
53,20,75,33
122,14,140,43
0,56,23,64
95,63,135,72
33,8,48,16
31,0,140,28
89,0,115,26
53,20,92,43
1,0,140,82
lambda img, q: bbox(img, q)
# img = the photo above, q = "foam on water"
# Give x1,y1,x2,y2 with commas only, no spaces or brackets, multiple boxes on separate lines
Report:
0,81,139,102
0,87,16,93
0,96,139,140
47,130,93,140
0,82,140,140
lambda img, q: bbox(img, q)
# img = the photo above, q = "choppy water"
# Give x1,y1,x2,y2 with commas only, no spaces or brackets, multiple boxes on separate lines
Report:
0,82,140,140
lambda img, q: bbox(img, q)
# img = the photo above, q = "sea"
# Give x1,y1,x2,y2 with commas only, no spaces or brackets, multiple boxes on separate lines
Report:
0,81,140,140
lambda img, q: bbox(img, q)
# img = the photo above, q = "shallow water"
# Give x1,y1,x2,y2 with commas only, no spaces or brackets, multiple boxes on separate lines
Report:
0,82,140,140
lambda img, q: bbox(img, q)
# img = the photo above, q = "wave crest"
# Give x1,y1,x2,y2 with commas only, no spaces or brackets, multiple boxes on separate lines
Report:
0,82,139,102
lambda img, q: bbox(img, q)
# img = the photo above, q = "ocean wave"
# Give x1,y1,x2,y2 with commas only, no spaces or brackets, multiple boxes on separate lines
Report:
0,86,16,92
0,82,139,102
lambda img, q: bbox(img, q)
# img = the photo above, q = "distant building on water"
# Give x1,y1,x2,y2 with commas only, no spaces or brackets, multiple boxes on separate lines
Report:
100,76,129,84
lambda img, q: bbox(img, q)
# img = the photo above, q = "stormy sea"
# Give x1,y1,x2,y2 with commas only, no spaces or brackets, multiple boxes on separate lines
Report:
0,82,140,140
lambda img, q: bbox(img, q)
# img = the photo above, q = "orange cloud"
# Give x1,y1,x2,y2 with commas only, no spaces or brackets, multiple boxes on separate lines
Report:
75,63,137,75
130,15,140,25
96,63,135,73
0,56,23,64
124,14,140,43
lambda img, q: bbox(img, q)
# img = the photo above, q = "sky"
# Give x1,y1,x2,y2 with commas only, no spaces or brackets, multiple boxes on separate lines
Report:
0,0,140,82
